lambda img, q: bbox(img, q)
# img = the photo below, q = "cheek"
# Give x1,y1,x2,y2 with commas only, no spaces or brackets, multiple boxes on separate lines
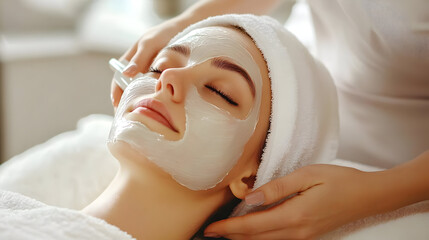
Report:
108,86,260,191
238,93,254,118
197,83,254,120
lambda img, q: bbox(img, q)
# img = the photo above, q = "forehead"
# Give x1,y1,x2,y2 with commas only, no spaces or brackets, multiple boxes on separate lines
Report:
169,26,261,63
171,26,266,69
167,26,263,85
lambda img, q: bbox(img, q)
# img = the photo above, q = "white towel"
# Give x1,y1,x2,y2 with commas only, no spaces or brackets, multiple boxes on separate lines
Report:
170,14,339,216
0,116,428,239
0,190,134,240
0,114,118,210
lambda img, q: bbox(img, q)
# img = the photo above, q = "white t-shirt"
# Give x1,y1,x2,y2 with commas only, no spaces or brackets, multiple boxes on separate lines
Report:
307,0,429,168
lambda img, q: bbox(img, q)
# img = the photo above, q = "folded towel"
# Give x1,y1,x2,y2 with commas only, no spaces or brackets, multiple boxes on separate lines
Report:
0,114,117,210
0,190,134,240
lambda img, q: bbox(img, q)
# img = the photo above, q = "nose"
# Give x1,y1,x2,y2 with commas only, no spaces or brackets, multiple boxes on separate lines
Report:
155,68,187,103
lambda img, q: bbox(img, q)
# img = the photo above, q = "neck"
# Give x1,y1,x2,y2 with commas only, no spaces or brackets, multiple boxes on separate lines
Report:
82,160,230,240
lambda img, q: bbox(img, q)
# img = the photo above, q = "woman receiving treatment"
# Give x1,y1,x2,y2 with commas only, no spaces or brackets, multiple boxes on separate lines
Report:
0,15,338,239
83,19,274,240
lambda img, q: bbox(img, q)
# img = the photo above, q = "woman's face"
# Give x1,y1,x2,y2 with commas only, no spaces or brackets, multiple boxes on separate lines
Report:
109,26,271,191
127,26,263,140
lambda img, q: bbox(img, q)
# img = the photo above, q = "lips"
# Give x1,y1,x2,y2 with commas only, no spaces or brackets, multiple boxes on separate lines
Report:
131,98,178,132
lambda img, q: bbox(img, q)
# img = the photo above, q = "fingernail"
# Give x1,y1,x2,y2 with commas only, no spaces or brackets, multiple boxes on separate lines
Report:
204,232,221,238
245,191,265,206
122,63,137,76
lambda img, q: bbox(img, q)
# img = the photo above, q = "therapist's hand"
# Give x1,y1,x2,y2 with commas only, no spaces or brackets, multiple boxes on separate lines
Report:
110,19,185,108
204,164,383,240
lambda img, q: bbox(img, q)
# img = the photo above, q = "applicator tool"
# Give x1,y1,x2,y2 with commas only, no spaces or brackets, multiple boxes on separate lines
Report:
109,58,144,90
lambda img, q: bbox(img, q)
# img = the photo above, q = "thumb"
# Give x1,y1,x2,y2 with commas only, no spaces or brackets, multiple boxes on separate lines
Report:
245,169,311,206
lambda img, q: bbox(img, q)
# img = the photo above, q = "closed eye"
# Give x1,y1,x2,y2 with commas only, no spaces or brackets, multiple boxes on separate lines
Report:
149,66,163,74
205,84,238,106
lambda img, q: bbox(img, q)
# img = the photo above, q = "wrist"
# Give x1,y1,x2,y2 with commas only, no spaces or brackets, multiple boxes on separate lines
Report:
364,170,401,214
347,169,408,219
366,154,429,215
347,170,392,219
386,151,429,206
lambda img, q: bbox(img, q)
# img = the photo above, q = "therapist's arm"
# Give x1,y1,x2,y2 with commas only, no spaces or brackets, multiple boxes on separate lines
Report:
382,150,429,208
204,150,429,239
111,0,282,107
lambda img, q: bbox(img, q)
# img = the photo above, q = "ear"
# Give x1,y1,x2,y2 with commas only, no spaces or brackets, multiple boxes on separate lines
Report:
228,156,259,200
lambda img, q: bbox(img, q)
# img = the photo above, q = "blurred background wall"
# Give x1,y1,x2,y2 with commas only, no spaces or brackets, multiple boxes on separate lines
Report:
0,0,295,163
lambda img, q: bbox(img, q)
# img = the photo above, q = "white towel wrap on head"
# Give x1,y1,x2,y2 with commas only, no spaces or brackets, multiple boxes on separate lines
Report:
170,14,339,216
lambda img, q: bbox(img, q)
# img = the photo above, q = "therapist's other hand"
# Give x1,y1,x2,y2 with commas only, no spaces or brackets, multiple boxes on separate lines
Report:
110,20,183,108
205,164,380,240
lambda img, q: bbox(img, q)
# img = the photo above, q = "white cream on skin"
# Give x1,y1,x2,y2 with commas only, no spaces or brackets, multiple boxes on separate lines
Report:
108,27,262,190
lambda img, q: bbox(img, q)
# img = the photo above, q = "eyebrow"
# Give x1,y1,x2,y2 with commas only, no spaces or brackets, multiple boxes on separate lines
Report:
211,57,255,96
162,45,256,96
164,44,190,56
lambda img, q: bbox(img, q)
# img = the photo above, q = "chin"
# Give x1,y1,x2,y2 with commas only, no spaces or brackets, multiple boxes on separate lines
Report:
107,140,177,183
107,141,149,166
107,141,162,169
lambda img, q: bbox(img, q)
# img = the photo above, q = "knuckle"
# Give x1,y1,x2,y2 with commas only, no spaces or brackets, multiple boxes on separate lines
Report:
136,40,148,50
139,36,158,48
136,40,145,48
271,179,287,198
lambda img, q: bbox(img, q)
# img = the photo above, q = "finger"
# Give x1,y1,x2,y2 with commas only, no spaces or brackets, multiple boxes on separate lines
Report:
205,208,286,236
246,167,317,206
123,44,157,77
225,228,311,240
120,44,138,77
121,42,138,62
111,79,123,107
110,42,137,107
251,226,317,240
220,233,249,240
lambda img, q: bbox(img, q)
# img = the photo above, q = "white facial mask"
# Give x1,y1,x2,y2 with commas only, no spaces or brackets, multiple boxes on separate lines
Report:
108,27,262,190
